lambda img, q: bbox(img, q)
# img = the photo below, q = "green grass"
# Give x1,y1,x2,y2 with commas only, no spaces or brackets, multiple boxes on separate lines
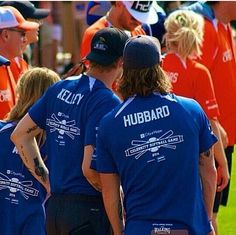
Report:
218,149,236,234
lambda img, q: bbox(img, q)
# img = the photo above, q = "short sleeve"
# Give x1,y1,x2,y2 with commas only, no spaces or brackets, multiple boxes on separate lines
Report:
95,116,118,173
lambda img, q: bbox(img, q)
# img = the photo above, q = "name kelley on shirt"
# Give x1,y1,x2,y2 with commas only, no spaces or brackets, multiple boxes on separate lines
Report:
123,105,170,127
57,88,84,105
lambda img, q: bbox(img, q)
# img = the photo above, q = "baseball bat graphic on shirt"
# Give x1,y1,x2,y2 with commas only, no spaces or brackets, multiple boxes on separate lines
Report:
125,130,184,159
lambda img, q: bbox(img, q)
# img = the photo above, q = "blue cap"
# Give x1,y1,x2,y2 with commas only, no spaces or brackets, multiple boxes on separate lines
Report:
0,1,50,19
123,35,161,69
0,55,10,66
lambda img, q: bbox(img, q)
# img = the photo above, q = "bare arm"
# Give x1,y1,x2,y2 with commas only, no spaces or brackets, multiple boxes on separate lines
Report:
199,148,217,222
100,173,123,235
11,114,50,193
209,119,229,191
82,145,101,191
217,122,228,148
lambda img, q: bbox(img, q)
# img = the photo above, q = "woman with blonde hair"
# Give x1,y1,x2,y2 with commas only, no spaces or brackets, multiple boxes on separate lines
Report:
162,9,229,234
0,67,60,235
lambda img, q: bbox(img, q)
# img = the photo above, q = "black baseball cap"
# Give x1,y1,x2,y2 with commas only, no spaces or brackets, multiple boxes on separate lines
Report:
123,35,161,69
86,27,129,66
0,1,50,19
0,55,10,66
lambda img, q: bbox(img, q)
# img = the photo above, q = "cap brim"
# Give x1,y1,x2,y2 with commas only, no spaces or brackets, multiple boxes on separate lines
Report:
0,55,10,66
17,21,39,31
123,3,158,25
86,52,117,66
32,9,50,19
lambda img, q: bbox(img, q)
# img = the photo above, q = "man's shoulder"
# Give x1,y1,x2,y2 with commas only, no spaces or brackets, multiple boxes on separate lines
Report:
184,2,215,21
0,66,9,77
84,16,108,35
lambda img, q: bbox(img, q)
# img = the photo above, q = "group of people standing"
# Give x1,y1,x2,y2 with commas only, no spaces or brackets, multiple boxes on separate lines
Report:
1,1,236,235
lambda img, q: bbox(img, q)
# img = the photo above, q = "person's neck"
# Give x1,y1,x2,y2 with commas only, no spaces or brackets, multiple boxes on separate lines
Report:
0,47,12,60
86,67,117,90
211,3,230,24
106,7,123,29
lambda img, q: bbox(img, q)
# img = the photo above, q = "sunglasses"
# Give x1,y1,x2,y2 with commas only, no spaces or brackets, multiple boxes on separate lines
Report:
8,28,26,37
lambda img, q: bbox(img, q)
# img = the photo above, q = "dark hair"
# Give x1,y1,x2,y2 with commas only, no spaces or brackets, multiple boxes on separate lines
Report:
206,1,219,6
89,58,120,72
61,60,87,80
118,65,172,100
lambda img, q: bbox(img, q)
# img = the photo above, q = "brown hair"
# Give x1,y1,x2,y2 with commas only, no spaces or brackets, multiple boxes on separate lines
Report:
61,58,120,79
6,67,60,121
118,65,172,100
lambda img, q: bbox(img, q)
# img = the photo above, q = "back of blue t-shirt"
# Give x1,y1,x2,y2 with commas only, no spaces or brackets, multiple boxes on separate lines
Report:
96,93,217,234
29,74,120,195
0,121,46,235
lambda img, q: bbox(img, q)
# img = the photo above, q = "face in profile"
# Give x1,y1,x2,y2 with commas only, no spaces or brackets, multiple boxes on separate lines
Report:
25,28,39,44
2,28,28,59
119,3,141,31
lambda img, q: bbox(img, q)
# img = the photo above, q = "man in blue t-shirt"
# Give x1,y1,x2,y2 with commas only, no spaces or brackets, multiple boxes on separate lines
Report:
96,35,217,235
11,28,128,235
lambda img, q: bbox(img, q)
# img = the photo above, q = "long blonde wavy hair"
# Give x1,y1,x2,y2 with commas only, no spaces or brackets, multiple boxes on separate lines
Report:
6,67,60,122
164,10,204,59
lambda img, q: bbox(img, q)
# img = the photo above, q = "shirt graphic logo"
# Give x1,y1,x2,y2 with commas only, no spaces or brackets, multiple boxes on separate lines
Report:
152,226,171,234
222,49,233,62
46,113,80,139
125,130,184,160
0,89,11,102
0,172,39,201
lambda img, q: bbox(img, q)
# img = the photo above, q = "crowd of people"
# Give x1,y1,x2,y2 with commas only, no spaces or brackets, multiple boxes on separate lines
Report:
1,1,236,235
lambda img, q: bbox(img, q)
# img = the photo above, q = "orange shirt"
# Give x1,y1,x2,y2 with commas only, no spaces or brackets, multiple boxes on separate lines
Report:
80,16,146,59
197,19,236,145
10,57,28,83
162,53,219,119
0,66,17,119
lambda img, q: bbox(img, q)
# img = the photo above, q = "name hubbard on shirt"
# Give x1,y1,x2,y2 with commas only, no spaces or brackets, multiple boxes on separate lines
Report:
56,88,170,128
123,106,170,127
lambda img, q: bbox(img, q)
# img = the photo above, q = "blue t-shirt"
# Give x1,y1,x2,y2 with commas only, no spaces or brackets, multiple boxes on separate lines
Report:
0,121,46,235
29,74,120,195
96,93,217,235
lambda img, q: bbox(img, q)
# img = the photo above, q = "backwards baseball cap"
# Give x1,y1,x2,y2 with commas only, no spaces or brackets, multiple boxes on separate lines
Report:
86,27,129,66
0,55,10,66
0,6,38,30
0,1,50,20
123,35,161,69
122,1,158,24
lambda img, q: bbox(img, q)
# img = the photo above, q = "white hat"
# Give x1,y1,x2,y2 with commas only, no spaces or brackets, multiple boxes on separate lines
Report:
122,1,158,25
0,7,18,28
0,6,38,30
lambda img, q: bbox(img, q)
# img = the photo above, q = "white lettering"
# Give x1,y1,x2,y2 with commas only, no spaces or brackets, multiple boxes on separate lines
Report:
123,106,170,127
0,89,11,102
222,49,233,62
57,88,84,105
167,72,179,83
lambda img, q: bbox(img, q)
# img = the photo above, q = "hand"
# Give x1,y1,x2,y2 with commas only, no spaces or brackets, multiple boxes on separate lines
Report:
216,164,230,191
43,176,51,195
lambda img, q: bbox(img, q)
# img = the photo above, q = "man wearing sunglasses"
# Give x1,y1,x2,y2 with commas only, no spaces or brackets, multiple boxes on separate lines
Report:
0,6,39,119
0,1,50,79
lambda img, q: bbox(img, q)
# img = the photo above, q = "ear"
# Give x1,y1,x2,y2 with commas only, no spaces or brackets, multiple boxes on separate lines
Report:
0,29,9,42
